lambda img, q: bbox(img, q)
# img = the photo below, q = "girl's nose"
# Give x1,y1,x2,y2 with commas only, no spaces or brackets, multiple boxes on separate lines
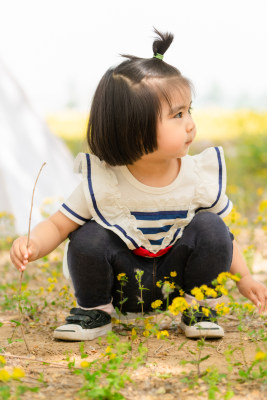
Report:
186,116,196,133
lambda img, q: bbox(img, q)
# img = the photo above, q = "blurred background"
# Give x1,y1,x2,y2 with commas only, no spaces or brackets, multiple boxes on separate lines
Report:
0,0,266,264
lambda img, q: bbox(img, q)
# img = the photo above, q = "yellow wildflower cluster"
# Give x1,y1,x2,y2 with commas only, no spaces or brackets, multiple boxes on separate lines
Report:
80,361,90,368
163,281,175,290
0,366,25,381
170,271,177,277
255,199,267,233
143,330,150,338
144,317,153,331
201,307,210,317
47,284,55,292
156,330,169,339
151,299,163,309
168,297,189,316
0,212,15,220
191,287,204,301
117,273,126,281
0,356,6,365
229,301,255,313
191,285,217,301
215,302,230,316
254,351,267,361
223,206,247,237
104,346,116,359
131,328,137,339
216,272,240,284
48,277,57,283
215,285,228,296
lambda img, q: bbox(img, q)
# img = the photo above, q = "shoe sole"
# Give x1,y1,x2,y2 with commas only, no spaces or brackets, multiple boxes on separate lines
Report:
179,321,224,339
53,323,112,341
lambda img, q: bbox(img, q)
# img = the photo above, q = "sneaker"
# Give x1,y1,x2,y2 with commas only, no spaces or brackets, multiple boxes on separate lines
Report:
179,306,224,339
53,308,112,341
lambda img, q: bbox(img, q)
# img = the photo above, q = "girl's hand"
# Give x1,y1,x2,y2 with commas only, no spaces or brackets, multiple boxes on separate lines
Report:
10,237,40,272
237,275,267,313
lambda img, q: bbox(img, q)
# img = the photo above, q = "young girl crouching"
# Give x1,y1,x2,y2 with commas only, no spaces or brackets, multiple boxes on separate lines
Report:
10,29,267,341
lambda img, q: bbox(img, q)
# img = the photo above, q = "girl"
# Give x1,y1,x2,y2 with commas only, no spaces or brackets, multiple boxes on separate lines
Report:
10,29,267,341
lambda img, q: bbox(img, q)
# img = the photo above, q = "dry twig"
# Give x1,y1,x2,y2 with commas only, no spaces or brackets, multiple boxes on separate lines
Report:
18,162,46,353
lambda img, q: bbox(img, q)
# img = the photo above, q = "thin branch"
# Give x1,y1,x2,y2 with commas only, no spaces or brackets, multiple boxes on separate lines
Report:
26,162,46,248
0,353,81,370
19,162,46,354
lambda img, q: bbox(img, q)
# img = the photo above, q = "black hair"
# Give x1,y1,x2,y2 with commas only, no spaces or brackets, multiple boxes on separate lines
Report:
87,28,193,166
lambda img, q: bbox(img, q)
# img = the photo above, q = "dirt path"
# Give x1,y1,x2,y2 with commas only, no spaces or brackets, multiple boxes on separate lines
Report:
1,245,266,400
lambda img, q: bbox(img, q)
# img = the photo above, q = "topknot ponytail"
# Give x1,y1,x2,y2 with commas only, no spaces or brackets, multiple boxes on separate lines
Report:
152,27,174,57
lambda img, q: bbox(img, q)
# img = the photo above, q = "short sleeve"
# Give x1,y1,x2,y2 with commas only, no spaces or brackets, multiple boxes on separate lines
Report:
59,182,92,225
194,146,233,219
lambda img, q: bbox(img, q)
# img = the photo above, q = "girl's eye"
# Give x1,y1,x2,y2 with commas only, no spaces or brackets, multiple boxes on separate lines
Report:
188,106,193,114
174,112,183,119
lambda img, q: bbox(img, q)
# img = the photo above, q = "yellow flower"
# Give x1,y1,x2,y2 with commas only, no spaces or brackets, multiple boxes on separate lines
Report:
168,297,189,315
151,299,163,309
243,303,255,312
170,271,177,277
0,368,11,381
143,330,150,338
257,187,264,197
111,318,120,324
254,351,266,361
156,281,162,288
144,322,153,330
217,272,240,284
0,356,6,365
201,307,210,317
216,285,228,296
179,289,185,296
156,330,169,339
80,361,90,368
47,284,55,292
105,346,112,353
259,200,267,213
191,287,204,301
215,303,230,316
39,287,44,295
109,353,116,360
48,277,57,283
117,273,126,281
205,288,218,298
131,328,137,338
12,367,25,380
170,282,176,289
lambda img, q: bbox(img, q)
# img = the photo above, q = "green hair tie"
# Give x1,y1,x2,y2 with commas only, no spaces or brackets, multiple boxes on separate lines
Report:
153,53,164,60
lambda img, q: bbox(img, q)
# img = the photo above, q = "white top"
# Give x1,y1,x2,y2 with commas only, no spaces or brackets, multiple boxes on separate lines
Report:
59,146,232,256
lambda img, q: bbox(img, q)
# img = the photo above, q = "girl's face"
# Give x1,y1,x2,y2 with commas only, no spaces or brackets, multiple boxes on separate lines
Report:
156,86,196,160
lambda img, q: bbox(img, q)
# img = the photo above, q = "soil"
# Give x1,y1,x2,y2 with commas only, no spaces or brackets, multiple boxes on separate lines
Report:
0,237,267,400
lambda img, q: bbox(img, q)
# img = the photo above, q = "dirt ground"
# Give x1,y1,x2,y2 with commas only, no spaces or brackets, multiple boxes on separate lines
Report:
0,238,267,400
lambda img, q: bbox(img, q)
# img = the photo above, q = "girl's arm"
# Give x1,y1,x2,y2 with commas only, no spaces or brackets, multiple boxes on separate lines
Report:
230,239,267,313
10,211,80,271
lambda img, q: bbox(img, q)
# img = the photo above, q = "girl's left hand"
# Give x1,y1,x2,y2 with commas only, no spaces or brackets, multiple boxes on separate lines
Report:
237,275,267,313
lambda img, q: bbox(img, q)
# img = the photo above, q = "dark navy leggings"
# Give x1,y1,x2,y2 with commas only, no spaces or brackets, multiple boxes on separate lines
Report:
67,212,233,313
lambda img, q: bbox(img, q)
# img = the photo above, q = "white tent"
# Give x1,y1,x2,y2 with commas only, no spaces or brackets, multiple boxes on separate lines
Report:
0,59,80,235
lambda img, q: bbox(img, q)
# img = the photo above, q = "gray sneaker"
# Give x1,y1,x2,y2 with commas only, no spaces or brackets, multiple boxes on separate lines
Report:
53,308,112,341
179,306,224,339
